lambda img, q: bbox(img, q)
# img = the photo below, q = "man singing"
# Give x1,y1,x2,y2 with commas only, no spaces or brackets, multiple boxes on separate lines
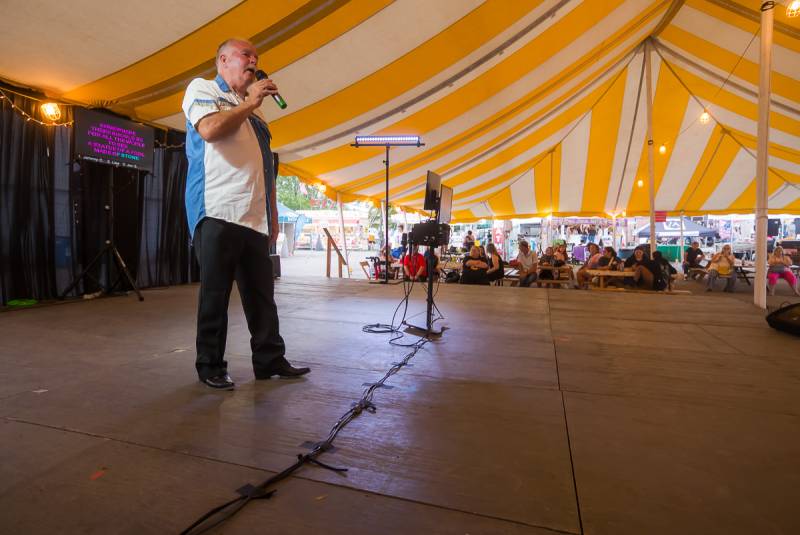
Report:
182,38,310,390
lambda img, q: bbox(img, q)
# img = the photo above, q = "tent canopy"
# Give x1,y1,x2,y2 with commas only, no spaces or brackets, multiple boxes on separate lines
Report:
277,202,300,224
636,218,716,237
1,0,798,221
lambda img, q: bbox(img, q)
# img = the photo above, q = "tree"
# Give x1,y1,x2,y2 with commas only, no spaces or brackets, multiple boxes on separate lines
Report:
276,175,336,210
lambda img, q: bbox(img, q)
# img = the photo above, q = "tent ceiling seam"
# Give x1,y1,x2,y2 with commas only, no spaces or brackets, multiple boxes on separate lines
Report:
454,50,638,213
613,49,646,212
653,40,800,117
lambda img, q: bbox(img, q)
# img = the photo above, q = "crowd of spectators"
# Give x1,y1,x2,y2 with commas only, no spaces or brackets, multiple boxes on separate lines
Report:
371,227,800,296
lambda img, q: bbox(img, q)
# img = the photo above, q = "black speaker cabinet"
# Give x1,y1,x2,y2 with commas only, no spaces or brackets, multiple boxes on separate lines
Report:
766,303,800,337
767,218,780,237
270,254,281,279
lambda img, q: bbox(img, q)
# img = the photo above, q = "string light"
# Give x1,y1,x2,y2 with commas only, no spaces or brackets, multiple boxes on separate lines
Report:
787,0,799,17
699,109,710,124
658,143,667,155
0,88,73,127
316,183,327,193
637,179,644,188
40,102,61,121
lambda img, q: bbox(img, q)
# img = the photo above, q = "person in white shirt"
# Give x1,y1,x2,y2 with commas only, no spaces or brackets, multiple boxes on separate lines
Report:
514,240,537,287
182,38,309,390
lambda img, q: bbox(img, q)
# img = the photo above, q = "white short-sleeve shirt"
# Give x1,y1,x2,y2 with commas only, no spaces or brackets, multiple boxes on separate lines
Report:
182,75,270,237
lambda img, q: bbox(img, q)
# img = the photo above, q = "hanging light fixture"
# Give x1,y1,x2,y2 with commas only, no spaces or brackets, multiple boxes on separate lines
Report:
699,108,711,124
316,183,327,193
637,179,644,188
787,0,799,17
40,102,62,122
659,144,667,155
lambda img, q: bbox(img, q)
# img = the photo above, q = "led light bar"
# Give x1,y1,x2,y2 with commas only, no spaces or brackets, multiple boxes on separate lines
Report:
353,135,423,147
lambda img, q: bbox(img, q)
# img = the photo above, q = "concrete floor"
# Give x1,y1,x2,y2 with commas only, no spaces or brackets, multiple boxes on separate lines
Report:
1,280,799,534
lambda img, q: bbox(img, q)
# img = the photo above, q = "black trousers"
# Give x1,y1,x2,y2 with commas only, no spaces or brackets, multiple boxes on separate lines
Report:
193,218,285,380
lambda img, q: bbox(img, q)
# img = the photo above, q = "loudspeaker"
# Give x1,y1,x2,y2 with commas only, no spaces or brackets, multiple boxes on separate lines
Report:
767,218,780,237
270,254,281,279
766,302,800,337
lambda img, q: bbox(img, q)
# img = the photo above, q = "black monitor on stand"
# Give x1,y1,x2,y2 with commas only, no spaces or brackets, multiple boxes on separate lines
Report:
406,172,451,338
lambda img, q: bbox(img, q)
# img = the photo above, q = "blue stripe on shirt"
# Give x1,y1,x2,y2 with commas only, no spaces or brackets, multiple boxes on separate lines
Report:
184,119,206,238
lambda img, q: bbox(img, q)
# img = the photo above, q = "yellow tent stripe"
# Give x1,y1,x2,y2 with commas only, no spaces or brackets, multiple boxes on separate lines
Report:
680,130,741,211
315,0,659,192
269,0,546,147
64,0,311,103
684,0,800,53
380,40,644,203
488,188,516,216
396,76,612,205
659,25,800,103
581,67,627,214
134,0,392,121
534,149,556,213
728,174,785,212
626,62,691,213
353,39,640,198
667,65,800,138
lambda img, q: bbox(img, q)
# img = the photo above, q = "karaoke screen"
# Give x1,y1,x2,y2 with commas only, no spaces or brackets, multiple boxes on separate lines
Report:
74,108,154,172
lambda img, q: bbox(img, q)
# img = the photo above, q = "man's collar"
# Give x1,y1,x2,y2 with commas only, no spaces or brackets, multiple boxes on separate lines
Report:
215,74,231,93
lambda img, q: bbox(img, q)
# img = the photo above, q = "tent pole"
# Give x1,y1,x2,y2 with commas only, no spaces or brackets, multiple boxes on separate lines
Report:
612,215,618,251
754,1,773,309
337,192,351,278
645,38,657,260
679,211,685,262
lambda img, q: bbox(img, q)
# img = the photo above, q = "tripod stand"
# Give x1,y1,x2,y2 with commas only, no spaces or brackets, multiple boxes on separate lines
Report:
59,163,143,301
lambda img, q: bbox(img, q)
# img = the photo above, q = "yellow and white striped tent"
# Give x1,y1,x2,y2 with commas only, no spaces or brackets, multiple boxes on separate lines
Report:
2,0,798,221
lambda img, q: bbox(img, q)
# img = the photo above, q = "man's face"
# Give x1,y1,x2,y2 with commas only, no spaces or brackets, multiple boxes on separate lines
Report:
692,242,699,249
219,40,259,93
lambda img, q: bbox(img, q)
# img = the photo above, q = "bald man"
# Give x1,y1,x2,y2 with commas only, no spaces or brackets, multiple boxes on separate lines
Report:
182,38,309,390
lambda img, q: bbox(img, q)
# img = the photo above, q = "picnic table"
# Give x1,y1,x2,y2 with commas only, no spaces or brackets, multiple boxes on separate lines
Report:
584,269,631,288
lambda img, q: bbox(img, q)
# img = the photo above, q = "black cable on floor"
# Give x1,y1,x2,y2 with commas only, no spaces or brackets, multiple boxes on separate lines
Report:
181,278,433,535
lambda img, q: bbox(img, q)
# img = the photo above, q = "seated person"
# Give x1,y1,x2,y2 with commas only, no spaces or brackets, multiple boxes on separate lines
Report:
424,247,443,281
767,246,800,296
553,243,574,281
597,246,623,270
376,245,399,279
538,246,556,280
403,244,427,282
460,246,490,285
513,240,537,287
623,247,657,289
682,241,705,279
485,243,505,283
576,243,603,288
553,244,568,266
706,244,736,292
652,251,678,291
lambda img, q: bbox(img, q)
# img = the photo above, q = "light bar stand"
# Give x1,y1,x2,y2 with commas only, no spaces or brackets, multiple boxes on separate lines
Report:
351,136,424,284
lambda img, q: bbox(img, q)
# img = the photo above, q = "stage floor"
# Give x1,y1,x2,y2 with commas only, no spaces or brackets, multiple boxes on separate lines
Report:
1,280,799,534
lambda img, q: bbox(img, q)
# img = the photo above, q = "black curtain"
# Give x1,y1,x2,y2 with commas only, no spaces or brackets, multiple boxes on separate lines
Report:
137,138,198,288
0,93,58,304
1,91,196,305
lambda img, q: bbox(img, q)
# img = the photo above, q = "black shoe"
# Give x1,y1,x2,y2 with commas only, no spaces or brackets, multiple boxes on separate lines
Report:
201,374,235,390
256,357,310,379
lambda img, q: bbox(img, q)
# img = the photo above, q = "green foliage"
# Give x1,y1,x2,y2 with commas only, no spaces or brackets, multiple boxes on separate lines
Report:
276,175,335,210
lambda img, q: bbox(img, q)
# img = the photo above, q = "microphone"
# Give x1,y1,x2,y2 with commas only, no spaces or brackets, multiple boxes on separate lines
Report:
255,70,287,109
